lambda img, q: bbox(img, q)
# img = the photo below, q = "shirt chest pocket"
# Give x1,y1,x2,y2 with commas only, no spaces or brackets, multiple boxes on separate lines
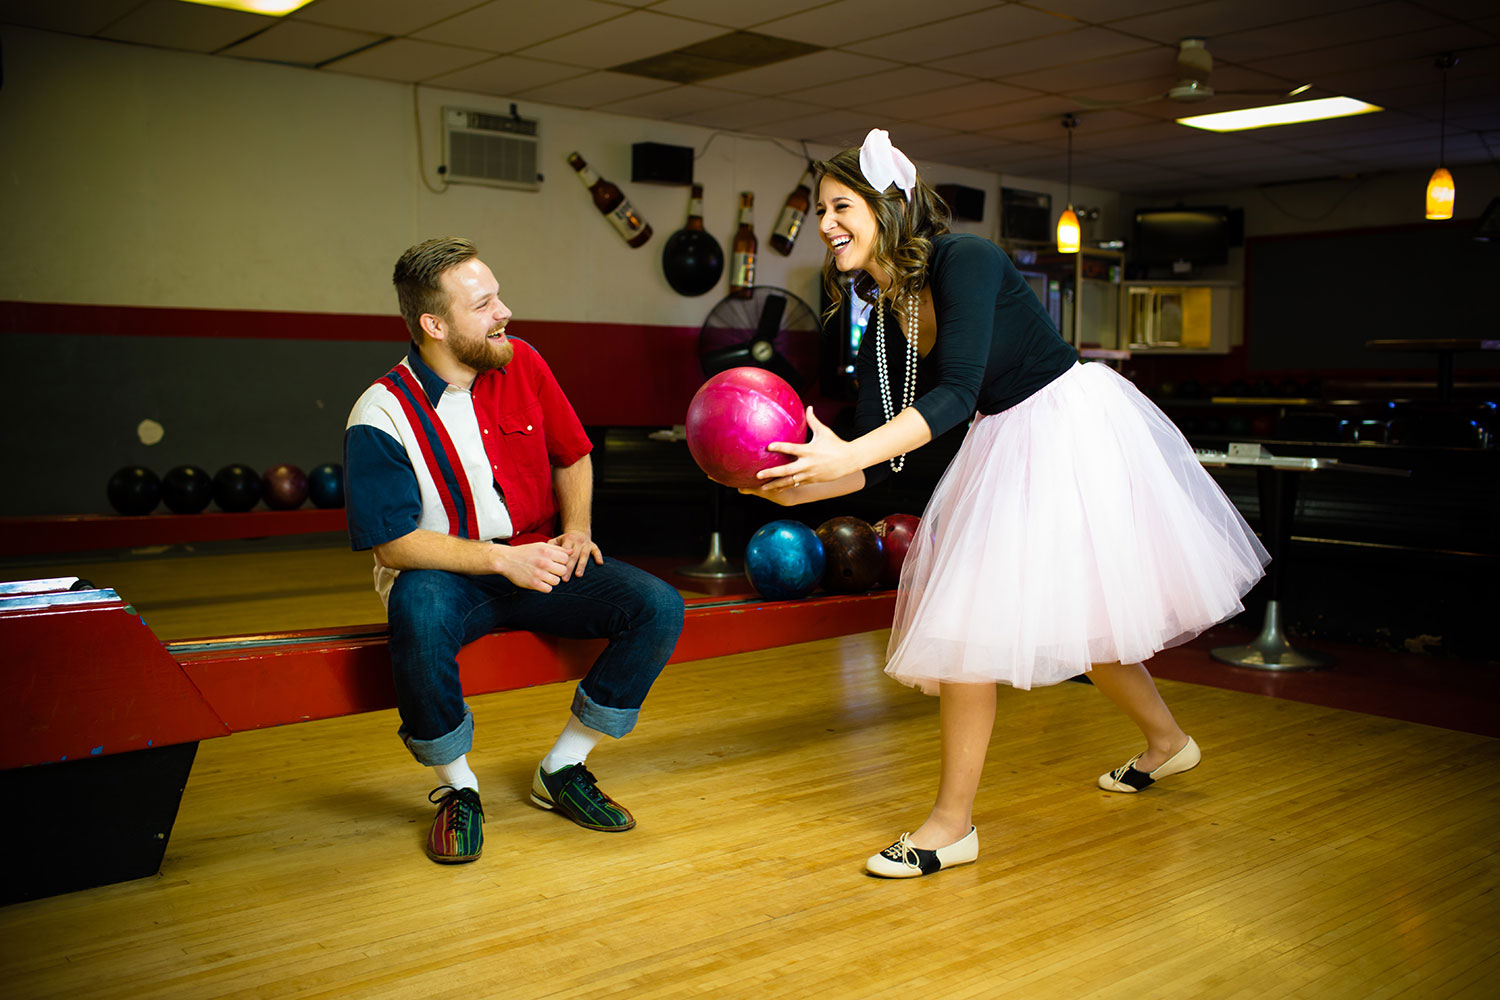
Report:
492,404,548,474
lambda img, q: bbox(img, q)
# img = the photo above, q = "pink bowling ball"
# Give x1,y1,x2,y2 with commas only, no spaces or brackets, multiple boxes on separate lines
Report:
686,367,807,488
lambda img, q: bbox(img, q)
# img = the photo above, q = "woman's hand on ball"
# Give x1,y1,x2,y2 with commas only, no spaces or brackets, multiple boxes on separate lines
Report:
758,408,857,490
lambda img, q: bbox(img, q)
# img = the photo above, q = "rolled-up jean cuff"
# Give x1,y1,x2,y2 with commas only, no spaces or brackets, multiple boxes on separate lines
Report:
571,686,637,739
400,706,474,766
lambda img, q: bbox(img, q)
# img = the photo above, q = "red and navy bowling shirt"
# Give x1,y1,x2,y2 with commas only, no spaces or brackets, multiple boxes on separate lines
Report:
344,338,592,604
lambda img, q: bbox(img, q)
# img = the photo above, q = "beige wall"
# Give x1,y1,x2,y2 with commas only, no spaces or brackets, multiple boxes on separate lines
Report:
0,26,1122,325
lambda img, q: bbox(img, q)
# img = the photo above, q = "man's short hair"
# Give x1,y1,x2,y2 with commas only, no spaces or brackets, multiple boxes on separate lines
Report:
393,237,478,340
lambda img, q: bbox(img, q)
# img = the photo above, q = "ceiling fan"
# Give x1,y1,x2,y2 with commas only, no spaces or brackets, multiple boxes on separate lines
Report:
1074,38,1310,111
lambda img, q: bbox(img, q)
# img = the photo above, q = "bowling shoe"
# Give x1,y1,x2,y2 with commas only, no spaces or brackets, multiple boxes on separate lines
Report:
865,826,978,878
1098,735,1201,793
530,762,636,832
426,786,484,864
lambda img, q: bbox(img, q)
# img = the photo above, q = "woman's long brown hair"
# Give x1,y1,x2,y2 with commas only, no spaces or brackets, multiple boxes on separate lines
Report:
813,145,952,318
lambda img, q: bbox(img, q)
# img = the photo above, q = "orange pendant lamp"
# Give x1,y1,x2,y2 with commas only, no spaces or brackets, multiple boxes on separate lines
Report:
1058,115,1080,253
1426,55,1457,221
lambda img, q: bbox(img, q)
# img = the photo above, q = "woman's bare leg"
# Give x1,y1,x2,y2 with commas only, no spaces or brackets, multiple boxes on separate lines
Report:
1086,661,1189,771
907,681,996,849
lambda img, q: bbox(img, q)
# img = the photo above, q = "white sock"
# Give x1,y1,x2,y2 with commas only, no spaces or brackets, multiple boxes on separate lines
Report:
541,716,605,773
432,754,478,792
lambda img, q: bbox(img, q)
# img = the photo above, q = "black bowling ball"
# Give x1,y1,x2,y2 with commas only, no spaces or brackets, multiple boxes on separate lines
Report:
106,466,160,516
161,464,214,514
212,463,262,512
661,228,724,297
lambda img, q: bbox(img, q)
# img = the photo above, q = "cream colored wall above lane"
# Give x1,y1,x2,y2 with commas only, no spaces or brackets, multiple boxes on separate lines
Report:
2,26,1092,327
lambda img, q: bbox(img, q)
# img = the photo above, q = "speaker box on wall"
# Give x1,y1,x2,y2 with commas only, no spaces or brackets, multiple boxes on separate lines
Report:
1001,187,1053,243
632,142,694,185
935,184,985,222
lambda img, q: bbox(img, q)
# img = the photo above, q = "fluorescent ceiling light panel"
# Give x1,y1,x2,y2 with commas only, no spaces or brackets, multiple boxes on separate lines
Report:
1177,97,1383,132
175,0,317,14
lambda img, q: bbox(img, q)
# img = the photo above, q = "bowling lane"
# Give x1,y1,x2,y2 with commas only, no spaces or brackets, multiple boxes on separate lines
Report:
0,536,386,641
0,538,757,642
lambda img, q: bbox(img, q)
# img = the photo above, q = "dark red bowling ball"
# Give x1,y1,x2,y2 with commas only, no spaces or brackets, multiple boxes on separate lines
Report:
815,516,883,594
872,513,920,588
212,464,262,512
106,465,160,516
262,463,309,510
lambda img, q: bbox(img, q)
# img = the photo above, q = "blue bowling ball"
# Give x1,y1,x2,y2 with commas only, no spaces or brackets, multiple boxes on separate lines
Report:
308,462,345,509
744,519,825,601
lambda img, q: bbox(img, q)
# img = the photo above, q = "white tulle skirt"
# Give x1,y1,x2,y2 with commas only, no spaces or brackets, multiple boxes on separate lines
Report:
886,362,1269,693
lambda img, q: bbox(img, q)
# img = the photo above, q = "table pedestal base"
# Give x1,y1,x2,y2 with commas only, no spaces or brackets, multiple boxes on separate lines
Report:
677,531,740,579
1210,599,1330,671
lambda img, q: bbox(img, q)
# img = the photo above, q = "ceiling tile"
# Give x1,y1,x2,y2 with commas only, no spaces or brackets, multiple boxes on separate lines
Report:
1241,25,1491,84
648,0,833,30
672,95,810,129
943,29,1159,80
0,0,141,34
854,80,1036,121
1274,120,1433,152
1108,0,1379,47
1063,78,1177,110
412,0,623,53
1213,3,1450,64
425,55,586,97
221,20,384,67
323,38,492,83
754,0,995,48
785,65,974,108
98,0,272,53
845,5,1074,62
1026,1,1181,24
292,0,479,37
513,70,675,108
709,49,900,96
746,108,872,145
898,132,999,159
1002,45,1175,97
521,11,726,69
1005,108,1155,143
1412,0,1500,16
967,94,1084,128
598,84,752,118
1060,125,1212,155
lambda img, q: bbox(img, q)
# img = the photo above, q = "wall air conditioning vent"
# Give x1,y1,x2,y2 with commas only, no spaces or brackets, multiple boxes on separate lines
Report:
442,106,541,190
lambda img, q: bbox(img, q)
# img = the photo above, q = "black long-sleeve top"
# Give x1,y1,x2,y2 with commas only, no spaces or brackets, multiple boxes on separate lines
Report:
854,233,1077,486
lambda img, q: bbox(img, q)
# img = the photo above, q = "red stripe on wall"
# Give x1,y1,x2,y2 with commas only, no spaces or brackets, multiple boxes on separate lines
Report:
3,300,709,426
0,300,410,341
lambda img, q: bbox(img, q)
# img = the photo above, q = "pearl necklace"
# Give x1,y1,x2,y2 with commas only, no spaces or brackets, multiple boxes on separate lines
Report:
875,292,918,473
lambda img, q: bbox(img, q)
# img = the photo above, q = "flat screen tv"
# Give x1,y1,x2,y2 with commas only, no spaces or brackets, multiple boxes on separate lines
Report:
1133,206,1241,270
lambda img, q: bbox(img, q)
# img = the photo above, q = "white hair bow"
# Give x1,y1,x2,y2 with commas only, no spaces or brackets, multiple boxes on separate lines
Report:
859,129,917,203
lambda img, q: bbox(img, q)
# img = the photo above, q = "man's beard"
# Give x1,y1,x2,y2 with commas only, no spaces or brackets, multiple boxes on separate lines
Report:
451,331,514,373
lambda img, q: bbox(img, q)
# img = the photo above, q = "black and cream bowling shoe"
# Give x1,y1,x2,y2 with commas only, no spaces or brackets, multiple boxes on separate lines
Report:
1098,735,1201,793
865,826,978,878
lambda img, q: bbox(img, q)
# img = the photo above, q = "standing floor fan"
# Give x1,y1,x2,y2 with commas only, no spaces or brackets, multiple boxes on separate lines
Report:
679,286,821,579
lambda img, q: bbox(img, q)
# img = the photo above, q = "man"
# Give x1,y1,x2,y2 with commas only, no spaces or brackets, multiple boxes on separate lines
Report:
345,237,684,864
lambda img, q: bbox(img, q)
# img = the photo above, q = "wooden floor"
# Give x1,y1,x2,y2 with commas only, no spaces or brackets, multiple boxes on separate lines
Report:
3,627,1497,999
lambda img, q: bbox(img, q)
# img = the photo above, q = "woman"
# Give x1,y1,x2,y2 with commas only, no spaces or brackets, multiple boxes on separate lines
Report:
743,130,1268,878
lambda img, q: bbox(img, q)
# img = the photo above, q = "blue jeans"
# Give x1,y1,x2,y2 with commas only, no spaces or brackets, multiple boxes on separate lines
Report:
386,557,684,766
